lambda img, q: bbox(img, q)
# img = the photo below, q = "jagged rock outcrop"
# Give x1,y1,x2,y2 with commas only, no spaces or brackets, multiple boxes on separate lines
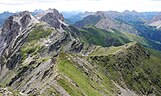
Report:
0,11,39,70
36,8,65,29
0,9,78,71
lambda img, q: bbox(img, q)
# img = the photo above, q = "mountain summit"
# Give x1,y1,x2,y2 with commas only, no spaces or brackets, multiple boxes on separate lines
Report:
36,8,65,29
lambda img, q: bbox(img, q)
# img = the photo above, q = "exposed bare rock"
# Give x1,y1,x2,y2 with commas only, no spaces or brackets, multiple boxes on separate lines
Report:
113,82,138,96
95,12,140,34
148,15,161,28
0,11,39,70
36,8,66,29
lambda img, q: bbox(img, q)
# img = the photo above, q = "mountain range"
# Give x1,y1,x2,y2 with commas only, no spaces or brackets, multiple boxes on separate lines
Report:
0,9,161,96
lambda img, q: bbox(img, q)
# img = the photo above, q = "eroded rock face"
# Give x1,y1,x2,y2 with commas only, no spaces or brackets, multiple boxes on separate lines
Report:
2,18,20,44
0,11,39,70
37,8,64,29
20,13,32,28
1,11,38,44
40,13,61,29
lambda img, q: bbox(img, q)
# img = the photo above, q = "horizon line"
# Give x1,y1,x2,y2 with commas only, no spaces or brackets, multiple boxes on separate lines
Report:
0,8,161,14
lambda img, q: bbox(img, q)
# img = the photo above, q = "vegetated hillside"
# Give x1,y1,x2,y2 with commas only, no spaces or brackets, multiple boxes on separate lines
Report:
67,25,161,51
56,53,119,96
90,42,161,96
66,25,131,47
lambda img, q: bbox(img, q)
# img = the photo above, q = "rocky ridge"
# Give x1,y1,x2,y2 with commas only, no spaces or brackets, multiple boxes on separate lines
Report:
0,9,83,95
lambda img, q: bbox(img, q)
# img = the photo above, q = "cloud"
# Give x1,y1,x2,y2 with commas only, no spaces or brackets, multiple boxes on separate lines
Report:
0,0,56,5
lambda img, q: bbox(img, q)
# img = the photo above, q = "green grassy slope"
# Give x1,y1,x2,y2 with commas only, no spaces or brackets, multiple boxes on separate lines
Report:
56,53,118,96
90,42,161,95
68,25,161,51
68,25,131,47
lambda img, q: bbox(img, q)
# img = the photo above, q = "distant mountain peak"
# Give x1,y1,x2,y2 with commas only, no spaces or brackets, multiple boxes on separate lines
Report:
148,15,161,28
123,10,139,15
95,11,105,17
123,10,131,13
17,11,30,16
152,15,161,21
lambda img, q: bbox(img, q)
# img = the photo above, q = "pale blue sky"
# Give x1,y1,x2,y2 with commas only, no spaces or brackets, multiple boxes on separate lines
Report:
0,0,161,12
